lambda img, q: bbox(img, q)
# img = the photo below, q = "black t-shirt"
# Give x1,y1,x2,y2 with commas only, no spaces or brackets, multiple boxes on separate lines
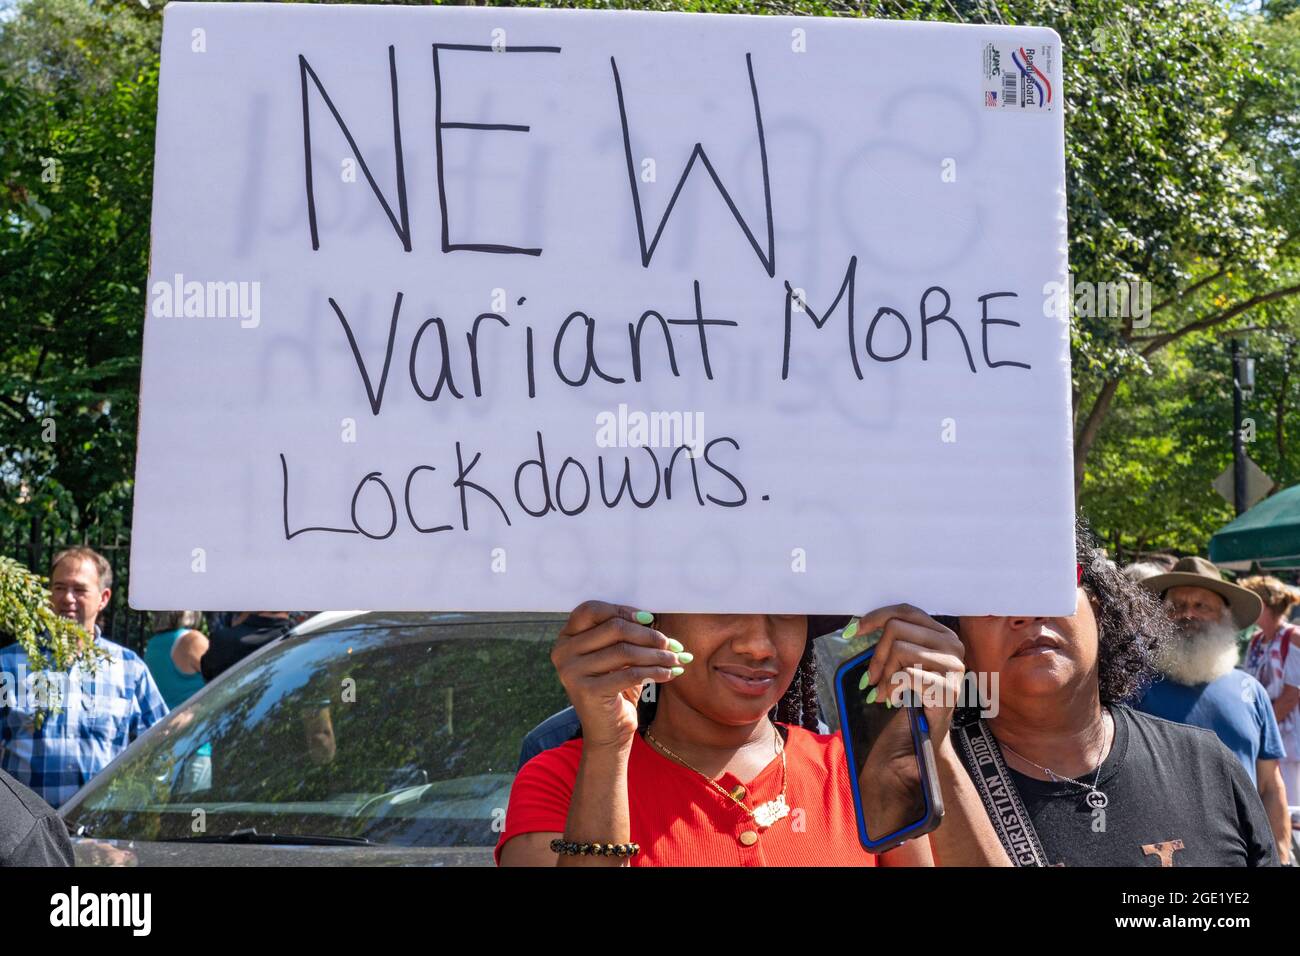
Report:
0,769,74,867
200,614,294,682
975,704,1278,867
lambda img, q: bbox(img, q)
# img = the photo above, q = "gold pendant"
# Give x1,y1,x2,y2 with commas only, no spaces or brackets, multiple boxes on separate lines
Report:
752,795,790,828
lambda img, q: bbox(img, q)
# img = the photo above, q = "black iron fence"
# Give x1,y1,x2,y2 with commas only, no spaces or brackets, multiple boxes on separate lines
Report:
5,515,151,654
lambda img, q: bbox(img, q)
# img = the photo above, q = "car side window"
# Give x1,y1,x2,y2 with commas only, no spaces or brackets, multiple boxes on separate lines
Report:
63,614,572,853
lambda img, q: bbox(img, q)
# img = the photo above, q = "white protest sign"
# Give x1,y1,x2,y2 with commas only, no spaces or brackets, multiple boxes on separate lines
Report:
131,3,1075,615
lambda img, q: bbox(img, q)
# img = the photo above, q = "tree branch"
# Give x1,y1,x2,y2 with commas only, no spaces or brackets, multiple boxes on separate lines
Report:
1151,266,1227,315
1138,282,1300,357
1073,377,1122,495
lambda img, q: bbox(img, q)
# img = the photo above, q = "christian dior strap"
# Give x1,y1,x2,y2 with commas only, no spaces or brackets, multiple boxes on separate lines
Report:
954,718,1051,867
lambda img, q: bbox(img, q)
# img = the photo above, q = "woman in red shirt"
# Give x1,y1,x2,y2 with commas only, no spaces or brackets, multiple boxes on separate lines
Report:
497,602,1010,866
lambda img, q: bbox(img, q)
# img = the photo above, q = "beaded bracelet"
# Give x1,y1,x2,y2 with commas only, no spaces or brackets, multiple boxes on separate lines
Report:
550,838,640,857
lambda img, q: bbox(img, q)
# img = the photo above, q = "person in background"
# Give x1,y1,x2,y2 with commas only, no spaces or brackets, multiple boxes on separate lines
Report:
199,612,294,682
203,611,235,634
0,547,169,807
142,611,208,709
1123,561,1166,584
1240,575,1300,828
1135,557,1291,864
940,532,1277,867
301,702,338,766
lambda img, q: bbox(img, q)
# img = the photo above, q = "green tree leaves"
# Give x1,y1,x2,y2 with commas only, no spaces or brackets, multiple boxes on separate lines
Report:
1,0,1295,562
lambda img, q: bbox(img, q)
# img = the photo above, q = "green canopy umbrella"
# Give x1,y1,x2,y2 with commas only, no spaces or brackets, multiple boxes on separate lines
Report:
1209,483,1300,570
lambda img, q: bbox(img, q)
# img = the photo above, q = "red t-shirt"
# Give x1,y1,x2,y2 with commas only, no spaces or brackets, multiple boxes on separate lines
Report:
495,723,880,866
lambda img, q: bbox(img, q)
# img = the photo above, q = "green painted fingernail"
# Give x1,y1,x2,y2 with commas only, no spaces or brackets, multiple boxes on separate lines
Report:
666,638,684,653
858,671,871,691
885,699,893,709
676,652,694,663
842,619,858,640
635,611,654,625
865,686,878,704
670,666,685,676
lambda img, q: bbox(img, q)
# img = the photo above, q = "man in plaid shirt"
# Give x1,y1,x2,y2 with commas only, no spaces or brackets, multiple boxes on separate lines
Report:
0,547,168,808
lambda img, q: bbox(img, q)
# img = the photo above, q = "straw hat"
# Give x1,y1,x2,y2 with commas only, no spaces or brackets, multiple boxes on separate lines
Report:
1140,556,1263,630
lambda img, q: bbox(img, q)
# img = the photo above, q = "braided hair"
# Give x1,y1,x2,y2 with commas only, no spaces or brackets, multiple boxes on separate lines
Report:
769,635,822,731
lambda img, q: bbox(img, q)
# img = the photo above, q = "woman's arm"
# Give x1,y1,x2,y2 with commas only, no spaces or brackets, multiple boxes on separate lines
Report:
498,602,681,867
871,741,1010,866
1274,685,1300,725
557,740,636,867
877,836,935,866
497,739,637,867
1275,632,1300,724
170,629,209,676
1256,759,1292,866
927,738,1012,866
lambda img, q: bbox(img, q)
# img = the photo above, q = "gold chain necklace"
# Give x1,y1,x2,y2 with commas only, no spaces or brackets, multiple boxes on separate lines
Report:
644,722,791,828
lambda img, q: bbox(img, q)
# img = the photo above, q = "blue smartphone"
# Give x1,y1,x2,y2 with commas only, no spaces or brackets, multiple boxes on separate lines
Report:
833,646,944,853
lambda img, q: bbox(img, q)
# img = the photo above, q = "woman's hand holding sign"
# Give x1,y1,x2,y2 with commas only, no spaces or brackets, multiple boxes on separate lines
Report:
551,601,682,749
500,601,682,867
855,603,966,744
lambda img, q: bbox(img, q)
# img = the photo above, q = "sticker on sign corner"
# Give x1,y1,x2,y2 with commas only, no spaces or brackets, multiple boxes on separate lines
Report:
982,41,1055,112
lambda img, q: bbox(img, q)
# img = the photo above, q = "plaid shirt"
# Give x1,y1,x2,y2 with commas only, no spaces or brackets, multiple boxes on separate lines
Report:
0,631,169,808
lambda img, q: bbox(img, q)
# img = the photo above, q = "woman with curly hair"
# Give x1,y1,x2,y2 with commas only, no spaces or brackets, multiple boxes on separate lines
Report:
930,518,1279,866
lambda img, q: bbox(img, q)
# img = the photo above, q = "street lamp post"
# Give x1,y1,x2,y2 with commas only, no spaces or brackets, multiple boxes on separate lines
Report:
1230,338,1256,516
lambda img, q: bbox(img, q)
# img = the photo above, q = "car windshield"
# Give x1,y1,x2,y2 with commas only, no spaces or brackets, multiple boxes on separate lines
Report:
62,613,570,847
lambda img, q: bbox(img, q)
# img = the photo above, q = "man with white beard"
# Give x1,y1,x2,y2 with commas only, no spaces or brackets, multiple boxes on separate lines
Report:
1136,556,1292,864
